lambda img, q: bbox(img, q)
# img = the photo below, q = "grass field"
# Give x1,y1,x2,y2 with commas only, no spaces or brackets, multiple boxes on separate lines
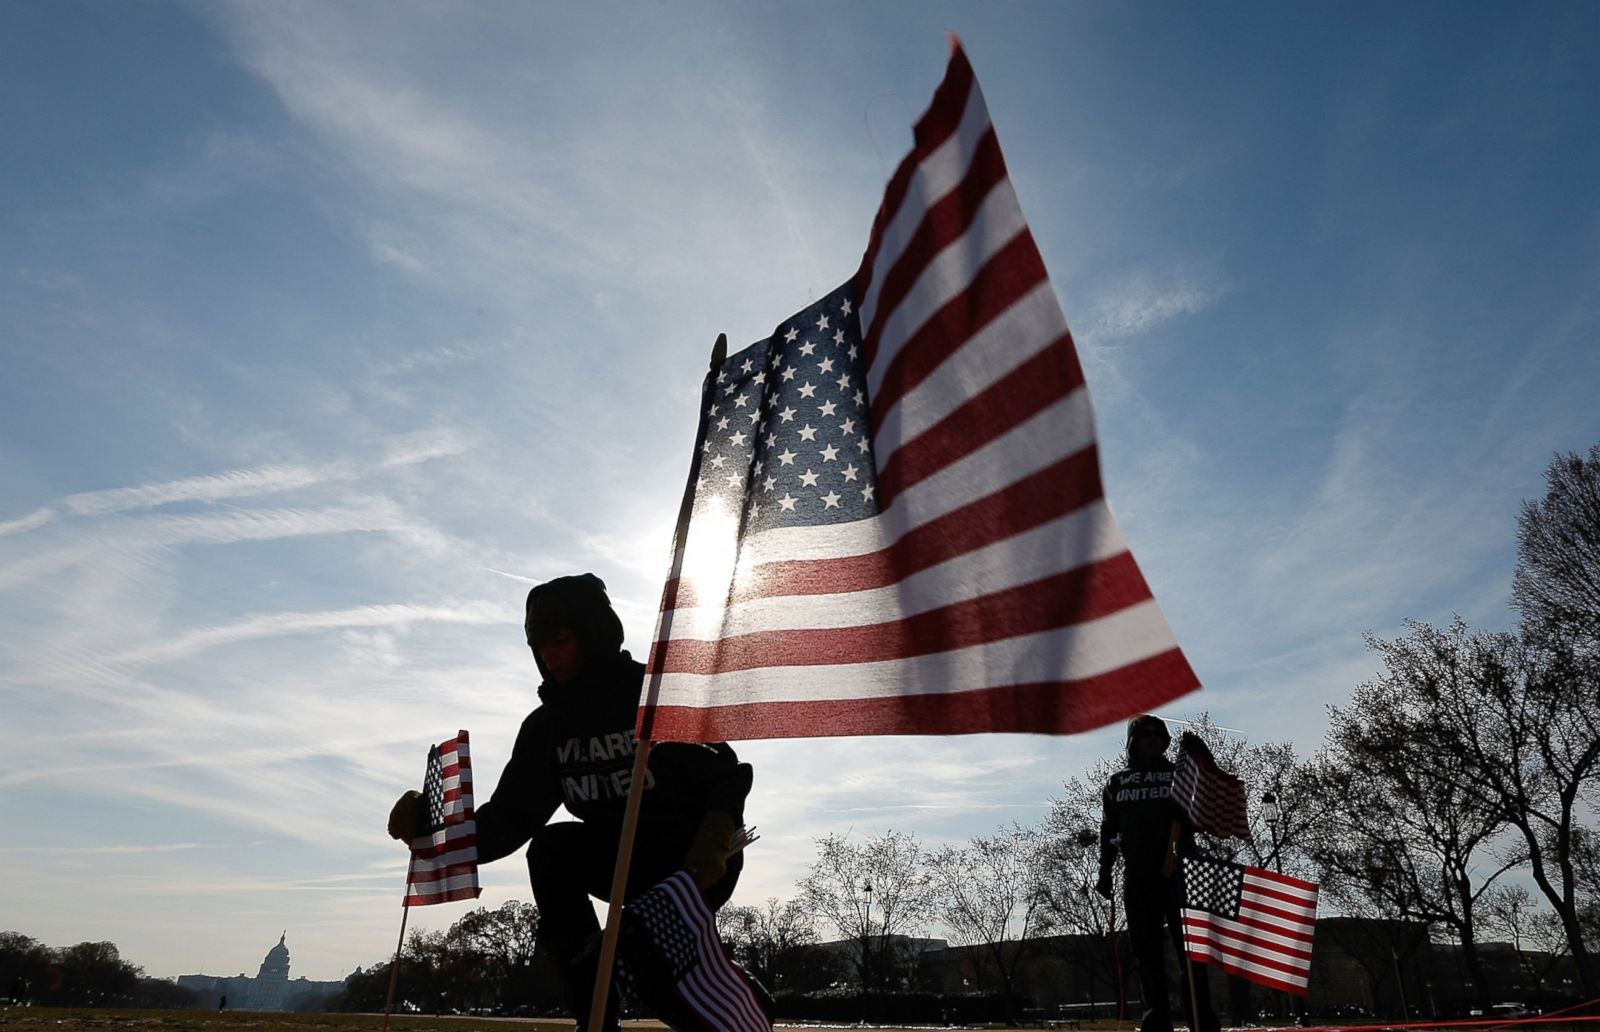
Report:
0,1007,1120,1032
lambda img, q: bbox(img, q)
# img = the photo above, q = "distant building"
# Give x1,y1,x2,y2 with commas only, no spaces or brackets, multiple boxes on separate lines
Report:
176,933,346,1012
245,933,290,1010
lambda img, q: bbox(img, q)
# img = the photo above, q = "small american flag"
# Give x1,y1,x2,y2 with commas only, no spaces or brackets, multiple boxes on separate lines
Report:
1181,853,1318,995
618,870,770,1032
640,39,1199,743
403,731,480,907
1173,737,1249,839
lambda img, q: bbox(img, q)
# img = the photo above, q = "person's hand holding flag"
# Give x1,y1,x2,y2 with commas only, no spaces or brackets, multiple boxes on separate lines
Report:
387,790,427,842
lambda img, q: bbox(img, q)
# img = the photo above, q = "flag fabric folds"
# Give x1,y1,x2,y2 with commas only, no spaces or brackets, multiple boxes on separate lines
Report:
617,870,771,1032
639,39,1199,743
1181,853,1319,995
1173,735,1249,839
403,730,480,907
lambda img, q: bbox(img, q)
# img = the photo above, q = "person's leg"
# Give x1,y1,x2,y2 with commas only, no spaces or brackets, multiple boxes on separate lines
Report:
622,821,744,906
1163,873,1219,1032
528,823,617,1031
1125,872,1173,1032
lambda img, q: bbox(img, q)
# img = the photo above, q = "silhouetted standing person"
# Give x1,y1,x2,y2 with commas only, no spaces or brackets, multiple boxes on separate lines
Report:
1097,714,1219,1032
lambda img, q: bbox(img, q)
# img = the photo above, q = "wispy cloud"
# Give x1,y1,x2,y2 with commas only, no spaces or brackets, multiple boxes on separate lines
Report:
111,600,509,665
0,842,223,857
0,507,56,537
1082,269,1225,344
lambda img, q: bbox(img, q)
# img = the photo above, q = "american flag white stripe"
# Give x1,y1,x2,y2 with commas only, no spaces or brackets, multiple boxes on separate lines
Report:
655,387,1101,613
1182,855,1318,996
865,182,1029,402
655,600,1180,704
873,282,1068,454
858,79,993,329
660,501,1127,641
403,731,481,907
641,41,1199,742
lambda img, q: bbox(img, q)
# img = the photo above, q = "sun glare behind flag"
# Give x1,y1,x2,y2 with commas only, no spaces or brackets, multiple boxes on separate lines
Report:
403,730,480,907
640,40,1201,743
1181,854,1319,995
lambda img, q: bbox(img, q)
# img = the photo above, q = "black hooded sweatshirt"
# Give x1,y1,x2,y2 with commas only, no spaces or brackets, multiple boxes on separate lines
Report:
1098,716,1194,880
473,575,752,866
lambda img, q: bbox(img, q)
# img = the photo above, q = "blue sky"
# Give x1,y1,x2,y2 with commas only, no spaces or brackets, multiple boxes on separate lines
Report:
2,1,1596,982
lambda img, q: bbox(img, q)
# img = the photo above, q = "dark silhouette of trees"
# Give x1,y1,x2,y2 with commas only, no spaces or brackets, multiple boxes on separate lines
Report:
1037,767,1127,1017
52,941,141,1007
0,933,54,1006
332,900,557,1015
1513,445,1600,644
929,824,1048,1025
443,900,545,1011
716,897,819,994
1361,617,1599,995
1312,676,1513,1012
799,829,935,992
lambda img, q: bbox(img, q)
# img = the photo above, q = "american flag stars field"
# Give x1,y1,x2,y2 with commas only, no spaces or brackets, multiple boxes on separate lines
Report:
696,284,877,532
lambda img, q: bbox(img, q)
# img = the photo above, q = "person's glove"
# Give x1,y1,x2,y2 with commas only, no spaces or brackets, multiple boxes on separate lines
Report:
682,810,738,889
1094,870,1114,900
387,790,428,842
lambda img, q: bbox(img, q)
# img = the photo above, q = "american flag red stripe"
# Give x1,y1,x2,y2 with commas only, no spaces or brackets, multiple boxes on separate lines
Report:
1173,747,1250,839
640,40,1199,742
403,731,481,907
1182,855,1318,995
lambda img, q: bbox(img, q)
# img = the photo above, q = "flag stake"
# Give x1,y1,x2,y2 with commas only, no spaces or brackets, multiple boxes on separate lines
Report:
381,856,416,1032
586,334,727,1032
584,739,654,1032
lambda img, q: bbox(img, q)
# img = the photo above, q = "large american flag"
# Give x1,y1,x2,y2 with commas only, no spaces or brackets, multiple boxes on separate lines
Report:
639,40,1200,742
1181,854,1318,995
402,731,480,907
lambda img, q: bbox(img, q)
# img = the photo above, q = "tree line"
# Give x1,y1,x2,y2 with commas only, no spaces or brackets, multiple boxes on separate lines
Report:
0,934,196,1009
7,447,1595,1018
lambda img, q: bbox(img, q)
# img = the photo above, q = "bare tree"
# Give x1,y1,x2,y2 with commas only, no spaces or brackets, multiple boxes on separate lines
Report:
716,897,818,993
930,824,1048,1024
445,900,541,1010
1482,884,1569,990
798,829,934,992
1318,659,1515,1010
1039,766,1128,1018
1513,445,1600,644
1371,618,1599,994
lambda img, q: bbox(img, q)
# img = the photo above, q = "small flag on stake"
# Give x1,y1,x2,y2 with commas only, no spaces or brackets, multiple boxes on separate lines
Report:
1172,732,1249,839
618,870,771,1032
403,730,480,906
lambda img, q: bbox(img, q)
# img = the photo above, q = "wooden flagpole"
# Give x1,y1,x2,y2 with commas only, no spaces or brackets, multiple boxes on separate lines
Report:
382,854,418,1032
584,334,728,1032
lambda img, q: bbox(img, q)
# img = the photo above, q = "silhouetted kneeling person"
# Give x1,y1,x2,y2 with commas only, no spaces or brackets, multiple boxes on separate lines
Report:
389,574,753,1032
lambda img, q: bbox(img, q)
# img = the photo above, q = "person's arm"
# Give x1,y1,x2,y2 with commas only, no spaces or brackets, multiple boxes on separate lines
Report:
654,741,754,887
1096,779,1119,898
473,714,562,865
